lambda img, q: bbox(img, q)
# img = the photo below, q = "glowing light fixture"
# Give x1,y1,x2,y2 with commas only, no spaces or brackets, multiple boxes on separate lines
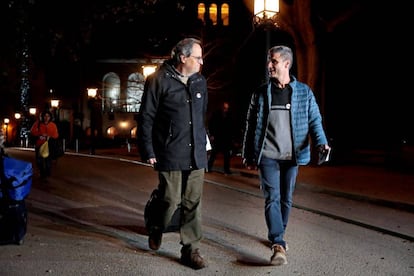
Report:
29,108,37,115
119,121,129,129
254,0,279,25
87,88,98,98
51,99,60,108
142,65,157,78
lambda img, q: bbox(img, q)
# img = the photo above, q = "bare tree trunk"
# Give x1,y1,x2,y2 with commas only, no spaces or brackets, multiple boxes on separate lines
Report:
279,0,320,95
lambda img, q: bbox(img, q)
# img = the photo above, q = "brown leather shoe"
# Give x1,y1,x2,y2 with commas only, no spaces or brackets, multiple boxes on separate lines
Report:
148,228,162,250
180,248,207,270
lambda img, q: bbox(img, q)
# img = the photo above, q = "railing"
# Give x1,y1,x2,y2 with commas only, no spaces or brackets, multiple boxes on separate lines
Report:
101,97,141,113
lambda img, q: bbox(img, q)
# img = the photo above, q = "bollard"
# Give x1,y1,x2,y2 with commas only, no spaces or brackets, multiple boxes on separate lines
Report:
127,138,131,153
75,139,79,153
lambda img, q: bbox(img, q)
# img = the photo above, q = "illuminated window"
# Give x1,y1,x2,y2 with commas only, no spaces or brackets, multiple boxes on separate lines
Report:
209,3,217,25
130,127,137,139
106,126,117,139
221,3,229,26
127,73,145,112
198,3,206,24
102,72,121,113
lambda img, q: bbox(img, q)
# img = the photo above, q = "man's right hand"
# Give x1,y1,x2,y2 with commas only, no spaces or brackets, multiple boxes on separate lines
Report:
147,158,157,166
243,158,257,170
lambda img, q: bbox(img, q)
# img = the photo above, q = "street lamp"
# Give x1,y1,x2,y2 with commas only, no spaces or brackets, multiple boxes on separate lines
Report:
50,99,60,121
87,88,98,155
142,65,157,79
4,118,9,146
87,88,97,98
29,107,37,116
253,0,279,26
253,0,280,82
50,99,59,109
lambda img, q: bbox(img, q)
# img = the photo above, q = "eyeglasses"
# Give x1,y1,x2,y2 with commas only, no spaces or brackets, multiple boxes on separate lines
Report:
190,55,203,63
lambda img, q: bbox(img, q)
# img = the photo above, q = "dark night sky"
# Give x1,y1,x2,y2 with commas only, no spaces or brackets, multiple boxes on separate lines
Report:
1,0,413,154
324,3,413,150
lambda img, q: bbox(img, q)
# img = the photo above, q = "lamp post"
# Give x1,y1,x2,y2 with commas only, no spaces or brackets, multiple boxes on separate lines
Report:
50,99,60,121
50,99,61,150
29,108,37,127
4,118,9,146
87,88,98,155
253,0,280,83
28,107,37,147
14,112,22,146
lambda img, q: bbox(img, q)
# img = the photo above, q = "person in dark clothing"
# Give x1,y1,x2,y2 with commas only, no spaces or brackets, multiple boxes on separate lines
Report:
137,37,208,270
207,101,233,174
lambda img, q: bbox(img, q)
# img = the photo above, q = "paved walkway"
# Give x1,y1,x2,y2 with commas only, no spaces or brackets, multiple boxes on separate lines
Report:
78,146,414,211
3,147,413,276
13,145,414,211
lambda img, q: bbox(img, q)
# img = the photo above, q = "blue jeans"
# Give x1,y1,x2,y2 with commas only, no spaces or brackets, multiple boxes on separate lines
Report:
259,157,298,248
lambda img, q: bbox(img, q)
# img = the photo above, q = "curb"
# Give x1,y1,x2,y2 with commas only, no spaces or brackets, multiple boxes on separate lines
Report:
10,147,414,213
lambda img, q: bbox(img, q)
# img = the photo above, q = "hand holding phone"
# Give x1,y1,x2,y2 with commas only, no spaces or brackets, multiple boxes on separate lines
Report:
317,146,331,165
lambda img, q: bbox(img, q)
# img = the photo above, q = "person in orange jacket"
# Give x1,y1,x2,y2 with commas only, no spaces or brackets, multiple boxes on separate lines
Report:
30,110,59,180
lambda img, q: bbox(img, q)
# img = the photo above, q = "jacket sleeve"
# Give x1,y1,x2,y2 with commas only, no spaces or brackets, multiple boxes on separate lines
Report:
48,123,59,139
137,75,158,161
242,92,259,164
307,90,328,147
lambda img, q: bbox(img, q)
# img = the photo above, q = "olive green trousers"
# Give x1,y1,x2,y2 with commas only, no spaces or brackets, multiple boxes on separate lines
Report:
158,169,204,253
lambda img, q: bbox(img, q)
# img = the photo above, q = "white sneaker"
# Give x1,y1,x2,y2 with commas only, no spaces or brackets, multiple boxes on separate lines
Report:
270,244,287,266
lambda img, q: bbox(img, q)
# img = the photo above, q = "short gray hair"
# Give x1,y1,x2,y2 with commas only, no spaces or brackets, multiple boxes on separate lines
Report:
268,45,293,69
171,37,202,65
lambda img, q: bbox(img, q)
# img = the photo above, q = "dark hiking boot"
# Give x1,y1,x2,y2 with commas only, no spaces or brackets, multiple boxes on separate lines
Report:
148,228,162,250
180,248,207,270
